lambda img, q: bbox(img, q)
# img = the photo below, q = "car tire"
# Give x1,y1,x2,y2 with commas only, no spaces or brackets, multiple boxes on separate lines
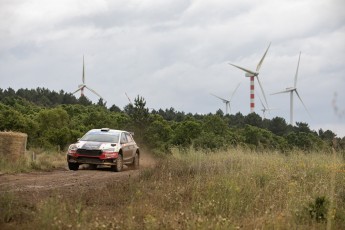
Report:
68,162,79,171
129,152,139,170
111,154,123,172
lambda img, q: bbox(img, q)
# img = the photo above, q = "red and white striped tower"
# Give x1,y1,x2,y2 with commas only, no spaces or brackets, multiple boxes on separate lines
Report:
250,76,255,113
229,42,271,114
80,87,85,97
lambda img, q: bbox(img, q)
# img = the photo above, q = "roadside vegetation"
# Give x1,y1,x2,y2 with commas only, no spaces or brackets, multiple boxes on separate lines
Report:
0,149,66,173
0,87,344,154
1,148,345,229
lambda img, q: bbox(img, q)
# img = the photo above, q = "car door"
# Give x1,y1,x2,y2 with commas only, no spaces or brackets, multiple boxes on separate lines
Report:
125,132,136,157
120,133,131,160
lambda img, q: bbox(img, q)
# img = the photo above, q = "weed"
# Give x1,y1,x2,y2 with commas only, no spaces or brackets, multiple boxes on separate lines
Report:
33,196,87,229
0,192,16,223
307,196,329,222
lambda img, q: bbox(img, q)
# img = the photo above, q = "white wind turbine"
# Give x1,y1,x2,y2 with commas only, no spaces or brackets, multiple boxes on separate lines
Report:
211,83,241,115
271,52,310,125
73,56,106,102
256,90,277,118
229,43,271,113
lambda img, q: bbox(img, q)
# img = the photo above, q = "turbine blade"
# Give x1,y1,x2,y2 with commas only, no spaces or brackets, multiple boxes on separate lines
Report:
230,83,241,101
256,76,268,107
295,90,311,118
72,87,82,94
256,42,271,72
125,92,132,104
85,86,104,100
256,90,265,108
271,89,291,95
82,55,85,84
210,93,228,102
229,63,256,75
294,52,301,88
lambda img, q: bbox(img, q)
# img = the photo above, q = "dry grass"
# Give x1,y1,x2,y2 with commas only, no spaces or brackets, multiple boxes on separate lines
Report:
0,148,66,173
1,148,345,229
128,148,345,229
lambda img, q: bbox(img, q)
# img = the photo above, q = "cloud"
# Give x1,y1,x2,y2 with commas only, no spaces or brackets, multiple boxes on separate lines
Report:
0,0,344,136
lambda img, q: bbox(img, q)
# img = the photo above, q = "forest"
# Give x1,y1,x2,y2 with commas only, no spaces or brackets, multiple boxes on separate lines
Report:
0,87,344,153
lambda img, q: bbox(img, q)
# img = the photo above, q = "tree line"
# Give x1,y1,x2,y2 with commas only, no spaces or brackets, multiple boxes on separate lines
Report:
0,87,344,153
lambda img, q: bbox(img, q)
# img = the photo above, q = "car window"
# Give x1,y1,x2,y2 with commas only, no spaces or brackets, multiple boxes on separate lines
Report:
120,133,128,144
80,132,119,143
126,133,133,142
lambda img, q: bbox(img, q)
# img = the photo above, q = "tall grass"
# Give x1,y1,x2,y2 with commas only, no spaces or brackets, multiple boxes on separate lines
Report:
1,148,345,229
130,148,345,229
0,148,66,173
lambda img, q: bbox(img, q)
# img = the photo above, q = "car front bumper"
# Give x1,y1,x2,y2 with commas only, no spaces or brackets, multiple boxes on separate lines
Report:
67,151,119,165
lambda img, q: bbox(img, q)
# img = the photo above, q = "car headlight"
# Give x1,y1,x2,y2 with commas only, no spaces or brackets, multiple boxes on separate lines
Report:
68,144,78,151
102,148,117,158
102,148,115,153
68,144,78,156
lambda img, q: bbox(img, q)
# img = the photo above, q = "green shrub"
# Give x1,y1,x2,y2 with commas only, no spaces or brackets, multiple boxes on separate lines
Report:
307,196,329,222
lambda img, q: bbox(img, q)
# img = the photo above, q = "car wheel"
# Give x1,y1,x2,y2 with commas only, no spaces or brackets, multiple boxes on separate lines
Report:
111,154,123,172
68,162,79,171
130,152,139,170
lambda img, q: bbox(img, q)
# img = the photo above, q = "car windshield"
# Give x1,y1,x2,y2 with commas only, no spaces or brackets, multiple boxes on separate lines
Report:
80,132,120,143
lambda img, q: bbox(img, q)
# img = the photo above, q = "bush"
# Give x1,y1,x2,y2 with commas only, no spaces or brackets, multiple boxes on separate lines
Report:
307,196,329,222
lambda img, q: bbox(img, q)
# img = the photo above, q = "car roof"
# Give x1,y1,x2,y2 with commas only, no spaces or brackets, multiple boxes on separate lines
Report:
87,129,128,134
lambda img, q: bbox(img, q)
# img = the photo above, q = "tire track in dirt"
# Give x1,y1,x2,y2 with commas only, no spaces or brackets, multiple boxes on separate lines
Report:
0,151,156,194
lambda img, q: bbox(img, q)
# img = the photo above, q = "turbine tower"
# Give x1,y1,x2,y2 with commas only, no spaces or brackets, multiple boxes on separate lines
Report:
73,56,106,102
229,43,271,113
211,83,241,115
271,52,310,125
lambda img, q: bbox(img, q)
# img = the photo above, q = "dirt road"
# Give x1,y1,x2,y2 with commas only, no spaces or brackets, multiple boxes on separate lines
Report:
0,151,156,195
0,168,138,193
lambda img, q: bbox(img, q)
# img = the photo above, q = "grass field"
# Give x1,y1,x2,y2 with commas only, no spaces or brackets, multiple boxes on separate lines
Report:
0,148,66,173
1,148,345,229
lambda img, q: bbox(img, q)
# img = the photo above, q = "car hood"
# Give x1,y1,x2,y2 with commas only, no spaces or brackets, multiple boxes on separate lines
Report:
75,141,115,150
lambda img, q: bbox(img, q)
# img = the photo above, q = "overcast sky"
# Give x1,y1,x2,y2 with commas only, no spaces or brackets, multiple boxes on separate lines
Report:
1,0,344,137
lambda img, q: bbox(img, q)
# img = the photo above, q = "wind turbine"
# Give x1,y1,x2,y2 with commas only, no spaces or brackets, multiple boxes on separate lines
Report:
256,90,277,118
229,43,271,113
271,52,310,125
211,83,241,115
73,56,106,102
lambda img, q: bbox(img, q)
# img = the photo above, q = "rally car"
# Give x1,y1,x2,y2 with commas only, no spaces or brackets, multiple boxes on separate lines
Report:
67,128,139,172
